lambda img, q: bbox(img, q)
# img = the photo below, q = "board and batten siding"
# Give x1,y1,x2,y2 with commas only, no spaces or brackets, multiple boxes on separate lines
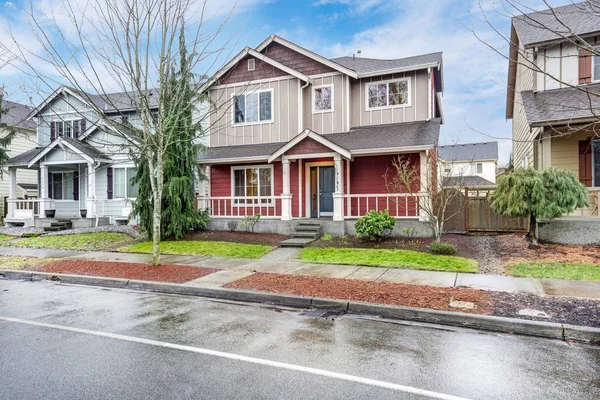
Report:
350,70,429,128
301,73,349,134
512,45,537,169
209,77,300,147
0,130,38,215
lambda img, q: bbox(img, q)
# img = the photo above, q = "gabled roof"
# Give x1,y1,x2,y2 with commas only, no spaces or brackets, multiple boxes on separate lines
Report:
197,119,441,163
1,100,35,130
331,52,443,78
520,84,600,126
255,35,359,78
443,175,496,188
513,1,600,48
439,142,498,162
27,136,110,167
28,85,159,119
199,46,314,93
5,147,44,167
268,129,352,163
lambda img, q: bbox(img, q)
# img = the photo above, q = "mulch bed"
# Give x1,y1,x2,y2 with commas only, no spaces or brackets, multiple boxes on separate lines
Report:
225,272,600,327
496,234,600,265
225,273,492,314
33,260,219,283
179,231,288,247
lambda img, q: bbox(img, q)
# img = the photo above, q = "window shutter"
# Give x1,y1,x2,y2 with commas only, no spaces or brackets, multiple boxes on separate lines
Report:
50,121,56,141
48,173,53,199
579,140,593,187
107,168,113,199
73,171,79,201
579,48,592,84
79,119,86,136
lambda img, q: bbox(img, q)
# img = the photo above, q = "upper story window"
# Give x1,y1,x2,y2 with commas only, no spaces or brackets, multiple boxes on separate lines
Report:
313,85,333,113
51,119,84,140
366,78,410,110
248,58,255,71
471,163,483,174
593,50,600,82
233,89,273,125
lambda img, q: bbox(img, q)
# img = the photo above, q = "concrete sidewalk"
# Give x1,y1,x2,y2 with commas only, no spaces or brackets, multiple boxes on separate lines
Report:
1,246,598,299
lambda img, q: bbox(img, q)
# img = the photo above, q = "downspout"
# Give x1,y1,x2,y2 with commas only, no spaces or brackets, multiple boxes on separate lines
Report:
299,78,311,132
93,161,101,227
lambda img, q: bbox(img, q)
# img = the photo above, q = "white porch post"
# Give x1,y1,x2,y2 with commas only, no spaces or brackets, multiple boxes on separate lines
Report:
281,158,292,221
198,165,210,210
86,162,96,218
7,167,16,218
333,154,344,221
419,150,430,222
39,165,48,217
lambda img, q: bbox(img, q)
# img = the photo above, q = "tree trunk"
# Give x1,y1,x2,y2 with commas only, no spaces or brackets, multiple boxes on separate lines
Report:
527,213,539,249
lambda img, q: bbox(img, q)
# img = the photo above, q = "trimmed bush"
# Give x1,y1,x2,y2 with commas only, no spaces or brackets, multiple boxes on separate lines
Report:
429,241,457,255
355,210,396,241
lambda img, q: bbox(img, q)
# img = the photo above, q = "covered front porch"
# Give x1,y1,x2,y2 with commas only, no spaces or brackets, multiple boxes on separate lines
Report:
197,128,434,225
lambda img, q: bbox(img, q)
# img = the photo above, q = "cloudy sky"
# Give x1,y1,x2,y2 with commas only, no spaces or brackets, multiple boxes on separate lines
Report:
0,0,573,165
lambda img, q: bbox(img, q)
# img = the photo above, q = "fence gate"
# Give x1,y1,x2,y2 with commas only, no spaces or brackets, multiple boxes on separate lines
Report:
443,187,528,233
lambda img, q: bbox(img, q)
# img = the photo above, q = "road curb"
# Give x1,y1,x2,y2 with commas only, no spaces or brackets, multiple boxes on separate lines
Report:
1,269,598,344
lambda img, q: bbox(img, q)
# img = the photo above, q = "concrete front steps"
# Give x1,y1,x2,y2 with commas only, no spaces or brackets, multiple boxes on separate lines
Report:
279,222,322,248
43,220,73,232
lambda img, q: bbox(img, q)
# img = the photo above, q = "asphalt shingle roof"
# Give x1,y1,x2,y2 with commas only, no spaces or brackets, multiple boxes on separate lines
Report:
6,147,44,166
61,136,109,160
197,119,441,161
330,53,443,75
68,87,159,113
439,142,498,162
520,84,600,125
513,1,600,47
1,100,35,130
443,175,496,187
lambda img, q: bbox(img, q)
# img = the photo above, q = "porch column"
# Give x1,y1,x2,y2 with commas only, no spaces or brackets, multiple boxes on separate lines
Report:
419,151,430,222
39,165,48,217
333,155,344,221
7,167,16,218
86,162,96,218
281,158,292,221
199,165,211,210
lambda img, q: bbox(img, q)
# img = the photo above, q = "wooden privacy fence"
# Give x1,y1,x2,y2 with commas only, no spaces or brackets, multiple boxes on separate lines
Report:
443,187,528,233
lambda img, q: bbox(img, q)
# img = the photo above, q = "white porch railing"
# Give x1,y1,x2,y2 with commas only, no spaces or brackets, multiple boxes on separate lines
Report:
197,196,284,218
344,193,424,219
6,199,40,217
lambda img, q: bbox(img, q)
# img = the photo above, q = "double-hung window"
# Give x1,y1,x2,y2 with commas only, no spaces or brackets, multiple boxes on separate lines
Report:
233,90,273,125
471,163,483,174
366,78,410,109
233,166,273,204
313,85,333,112
112,167,139,199
594,49,600,82
55,120,81,138
50,173,74,200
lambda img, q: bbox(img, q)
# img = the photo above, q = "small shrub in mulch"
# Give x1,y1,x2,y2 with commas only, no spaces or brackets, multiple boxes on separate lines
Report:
34,260,219,283
225,273,491,313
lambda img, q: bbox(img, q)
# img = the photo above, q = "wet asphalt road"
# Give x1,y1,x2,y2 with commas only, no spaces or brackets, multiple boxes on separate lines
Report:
0,280,599,400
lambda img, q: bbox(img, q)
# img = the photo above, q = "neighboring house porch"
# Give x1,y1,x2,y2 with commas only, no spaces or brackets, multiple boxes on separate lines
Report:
197,119,439,234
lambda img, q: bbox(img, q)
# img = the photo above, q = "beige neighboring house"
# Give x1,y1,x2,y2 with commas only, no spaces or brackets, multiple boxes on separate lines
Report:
506,1,600,216
0,99,38,218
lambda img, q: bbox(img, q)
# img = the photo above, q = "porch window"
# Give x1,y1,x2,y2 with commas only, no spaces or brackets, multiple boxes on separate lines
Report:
313,85,333,112
233,90,273,125
593,141,600,186
366,78,410,109
232,166,272,204
50,173,74,200
112,167,139,199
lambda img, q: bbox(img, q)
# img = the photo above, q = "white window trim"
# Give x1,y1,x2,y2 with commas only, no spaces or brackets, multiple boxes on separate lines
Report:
248,58,255,71
364,77,411,111
53,118,82,139
231,88,274,127
110,165,138,200
312,84,334,114
230,164,275,206
593,50,600,82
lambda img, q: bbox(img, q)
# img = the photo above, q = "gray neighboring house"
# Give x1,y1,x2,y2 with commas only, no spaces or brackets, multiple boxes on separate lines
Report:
438,142,499,186
0,99,38,218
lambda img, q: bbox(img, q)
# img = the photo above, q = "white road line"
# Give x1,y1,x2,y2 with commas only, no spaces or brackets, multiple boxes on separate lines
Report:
0,315,471,400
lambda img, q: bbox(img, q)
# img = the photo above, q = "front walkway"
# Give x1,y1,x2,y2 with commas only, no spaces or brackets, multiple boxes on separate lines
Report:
1,246,598,299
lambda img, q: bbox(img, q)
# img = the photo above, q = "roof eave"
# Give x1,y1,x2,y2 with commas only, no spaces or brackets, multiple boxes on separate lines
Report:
530,116,600,128
357,62,440,79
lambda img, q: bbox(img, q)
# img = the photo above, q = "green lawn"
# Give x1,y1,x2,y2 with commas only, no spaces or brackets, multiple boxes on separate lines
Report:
0,256,56,270
9,232,135,251
0,234,15,242
119,240,274,259
298,247,478,273
507,262,600,281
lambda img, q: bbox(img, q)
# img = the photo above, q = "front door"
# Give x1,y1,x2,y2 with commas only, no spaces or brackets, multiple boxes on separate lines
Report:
309,165,335,218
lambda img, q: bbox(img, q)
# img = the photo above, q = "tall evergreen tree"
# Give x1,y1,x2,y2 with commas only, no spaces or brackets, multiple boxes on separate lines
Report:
0,90,17,171
131,27,208,240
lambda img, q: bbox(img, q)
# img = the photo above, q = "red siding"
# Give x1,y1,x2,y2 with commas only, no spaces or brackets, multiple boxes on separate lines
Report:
349,154,420,217
286,137,332,155
261,42,335,76
220,54,288,85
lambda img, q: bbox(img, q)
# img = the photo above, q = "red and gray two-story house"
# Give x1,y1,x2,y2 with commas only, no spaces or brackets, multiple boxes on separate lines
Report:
197,35,443,236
